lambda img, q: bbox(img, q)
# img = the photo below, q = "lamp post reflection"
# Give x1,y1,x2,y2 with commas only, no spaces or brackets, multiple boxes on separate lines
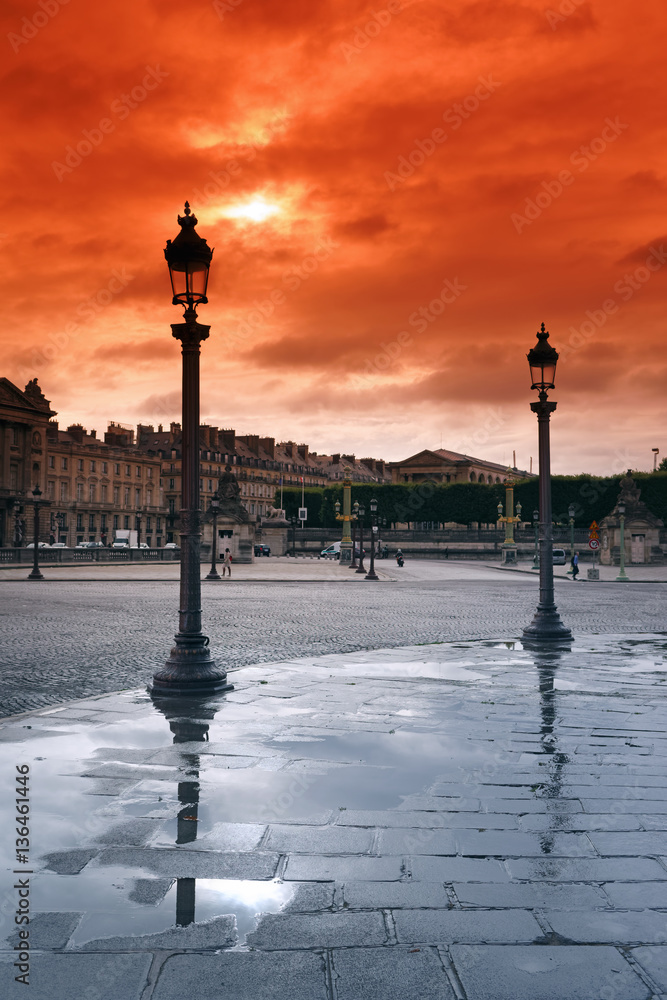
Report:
151,697,219,927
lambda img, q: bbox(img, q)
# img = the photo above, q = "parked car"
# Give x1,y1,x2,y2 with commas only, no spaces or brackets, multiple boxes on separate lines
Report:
50,542,68,548
163,542,179,549
320,542,363,558
26,542,51,548
553,548,567,565
254,544,271,557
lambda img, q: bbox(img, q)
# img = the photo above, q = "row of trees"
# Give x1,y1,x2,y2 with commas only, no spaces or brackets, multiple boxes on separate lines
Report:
275,473,667,529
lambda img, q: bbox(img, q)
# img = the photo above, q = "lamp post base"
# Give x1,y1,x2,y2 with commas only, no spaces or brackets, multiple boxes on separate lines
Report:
150,634,233,697
205,569,221,580
28,570,44,580
364,570,379,580
522,606,572,642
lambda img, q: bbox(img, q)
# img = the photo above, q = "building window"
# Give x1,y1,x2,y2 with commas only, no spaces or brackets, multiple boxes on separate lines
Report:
46,481,55,499
76,514,83,530
11,427,19,445
89,484,96,502
250,503,255,514
113,486,120,504
169,479,175,490
157,517,162,530
77,459,84,471
48,455,55,469
146,516,152,530
101,485,108,503
208,480,212,492
88,514,95,530
61,457,68,470
124,516,130,529
113,515,119,530
135,488,141,505
114,463,120,475
76,483,84,500
125,464,131,476
9,465,18,489
168,499,176,514
101,514,107,531
60,482,68,501
101,462,107,474
136,466,141,477
147,467,153,479
146,488,153,505
90,460,96,473
124,487,130,506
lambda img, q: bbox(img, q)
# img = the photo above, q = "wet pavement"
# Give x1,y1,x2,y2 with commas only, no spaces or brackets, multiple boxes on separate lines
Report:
2,634,667,998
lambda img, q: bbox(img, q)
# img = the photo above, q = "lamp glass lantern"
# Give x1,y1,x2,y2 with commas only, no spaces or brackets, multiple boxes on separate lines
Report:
335,500,341,515
527,322,558,391
618,502,625,516
533,509,539,522
568,504,576,519
164,202,213,311
370,498,377,514
358,504,365,517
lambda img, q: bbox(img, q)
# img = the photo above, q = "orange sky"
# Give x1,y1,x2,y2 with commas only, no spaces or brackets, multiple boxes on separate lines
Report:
2,0,666,474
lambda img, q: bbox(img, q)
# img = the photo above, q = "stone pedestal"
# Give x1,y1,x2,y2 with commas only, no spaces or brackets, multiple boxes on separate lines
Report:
501,545,518,565
259,520,289,556
202,518,255,564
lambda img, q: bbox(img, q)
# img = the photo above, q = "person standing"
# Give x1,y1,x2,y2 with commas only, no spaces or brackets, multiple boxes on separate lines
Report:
222,547,232,578
570,550,579,581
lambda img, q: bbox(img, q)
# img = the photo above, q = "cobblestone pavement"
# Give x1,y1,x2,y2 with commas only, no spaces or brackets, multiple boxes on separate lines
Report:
1,566,665,716
2,635,667,998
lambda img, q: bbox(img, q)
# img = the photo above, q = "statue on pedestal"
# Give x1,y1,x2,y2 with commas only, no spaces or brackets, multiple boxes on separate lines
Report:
217,465,249,523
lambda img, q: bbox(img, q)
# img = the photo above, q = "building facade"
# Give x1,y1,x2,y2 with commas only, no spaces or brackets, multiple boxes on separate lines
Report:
387,448,532,485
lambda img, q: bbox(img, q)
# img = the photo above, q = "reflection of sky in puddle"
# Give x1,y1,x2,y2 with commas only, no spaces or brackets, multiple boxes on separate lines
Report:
26,867,295,947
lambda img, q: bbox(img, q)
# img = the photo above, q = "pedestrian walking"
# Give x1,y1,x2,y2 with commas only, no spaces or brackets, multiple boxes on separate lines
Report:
570,550,579,581
222,547,232,577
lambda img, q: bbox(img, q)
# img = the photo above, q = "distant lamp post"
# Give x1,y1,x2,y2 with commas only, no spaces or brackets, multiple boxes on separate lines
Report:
653,448,660,471
522,323,572,641
136,510,143,548
28,485,50,581
206,492,221,580
151,202,232,697
532,508,540,570
497,473,521,565
355,504,366,574
289,514,298,556
350,501,359,569
616,501,629,582
568,503,576,562
365,497,379,581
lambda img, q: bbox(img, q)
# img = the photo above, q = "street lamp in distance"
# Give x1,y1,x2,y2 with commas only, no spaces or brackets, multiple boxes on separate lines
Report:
616,501,629,582
365,497,379,581
206,491,221,580
28,485,50,581
522,323,572,642
355,504,366,574
568,503,576,562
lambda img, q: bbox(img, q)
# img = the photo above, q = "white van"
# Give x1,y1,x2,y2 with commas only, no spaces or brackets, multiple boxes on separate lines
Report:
320,541,363,559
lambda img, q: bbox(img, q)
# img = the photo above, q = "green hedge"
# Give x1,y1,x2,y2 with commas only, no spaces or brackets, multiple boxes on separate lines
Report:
276,473,667,529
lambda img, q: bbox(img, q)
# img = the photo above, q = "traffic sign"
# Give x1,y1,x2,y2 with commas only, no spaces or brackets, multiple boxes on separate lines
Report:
298,507,307,521
588,538,600,550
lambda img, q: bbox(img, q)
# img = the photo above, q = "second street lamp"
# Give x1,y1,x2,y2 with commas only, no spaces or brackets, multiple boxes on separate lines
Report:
568,503,576,563
616,501,629,581
355,504,366,573
28,485,50,581
522,323,572,642
206,491,221,580
365,497,379,581
151,203,232,697
350,501,359,569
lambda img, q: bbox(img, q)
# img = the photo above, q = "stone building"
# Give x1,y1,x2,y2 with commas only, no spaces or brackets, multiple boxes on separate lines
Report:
600,473,664,566
387,448,533,485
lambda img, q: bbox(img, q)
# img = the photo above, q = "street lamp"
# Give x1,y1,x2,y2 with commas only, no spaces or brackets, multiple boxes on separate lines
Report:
355,504,366,574
289,514,298,556
334,469,354,564
616,501,629,581
136,509,143,549
206,491,221,580
532,508,540,570
568,503,576,562
151,203,232,697
349,501,359,569
28,485,50,581
522,323,572,641
365,497,379,581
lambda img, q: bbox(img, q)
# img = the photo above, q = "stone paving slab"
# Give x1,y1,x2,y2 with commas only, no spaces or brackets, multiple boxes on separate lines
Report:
3,633,667,999
0,953,153,1000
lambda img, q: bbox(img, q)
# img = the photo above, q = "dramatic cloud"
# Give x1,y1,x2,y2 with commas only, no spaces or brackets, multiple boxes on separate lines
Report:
1,0,665,472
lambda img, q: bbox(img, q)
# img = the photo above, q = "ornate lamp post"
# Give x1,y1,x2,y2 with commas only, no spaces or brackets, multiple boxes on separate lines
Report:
335,469,354,564
532,508,540,570
365,497,379,581
206,492,221,580
28,485,51,581
616,501,629,581
151,203,232,697
136,509,143,549
497,473,521,565
522,323,572,641
355,504,366,573
349,501,359,569
568,503,576,562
